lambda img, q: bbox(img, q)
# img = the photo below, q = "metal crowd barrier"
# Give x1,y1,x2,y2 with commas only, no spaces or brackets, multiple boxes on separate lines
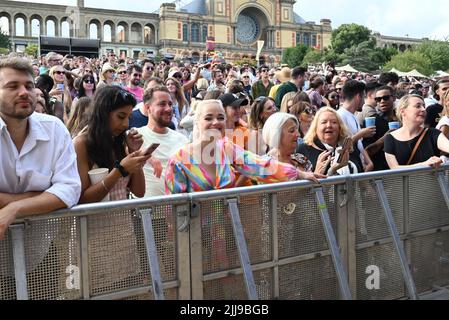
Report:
1,166,449,300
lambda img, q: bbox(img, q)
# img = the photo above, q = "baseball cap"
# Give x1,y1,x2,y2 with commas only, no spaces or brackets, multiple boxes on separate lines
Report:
219,93,247,108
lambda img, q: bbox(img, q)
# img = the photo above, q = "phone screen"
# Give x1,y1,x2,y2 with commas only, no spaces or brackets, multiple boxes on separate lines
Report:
144,143,160,156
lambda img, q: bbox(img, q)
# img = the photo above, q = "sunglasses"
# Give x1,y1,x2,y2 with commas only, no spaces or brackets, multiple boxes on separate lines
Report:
118,71,127,75
242,76,250,79
329,95,339,100
109,53,116,57
261,69,269,73
83,79,94,84
375,95,392,102
302,107,315,115
146,67,154,71
106,70,115,73
133,73,142,78
54,70,65,75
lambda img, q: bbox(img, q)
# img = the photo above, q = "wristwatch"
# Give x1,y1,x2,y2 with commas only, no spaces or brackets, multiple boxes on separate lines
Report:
114,160,129,177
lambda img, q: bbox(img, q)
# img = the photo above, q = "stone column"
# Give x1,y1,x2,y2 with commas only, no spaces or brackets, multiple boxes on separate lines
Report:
26,18,31,37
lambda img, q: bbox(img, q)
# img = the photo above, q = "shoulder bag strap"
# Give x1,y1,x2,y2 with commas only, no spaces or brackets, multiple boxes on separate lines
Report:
406,128,429,165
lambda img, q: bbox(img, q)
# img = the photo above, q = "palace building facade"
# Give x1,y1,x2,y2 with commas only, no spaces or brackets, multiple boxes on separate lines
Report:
0,0,424,64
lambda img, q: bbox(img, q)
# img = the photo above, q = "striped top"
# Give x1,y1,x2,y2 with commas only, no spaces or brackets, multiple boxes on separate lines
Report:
165,138,298,194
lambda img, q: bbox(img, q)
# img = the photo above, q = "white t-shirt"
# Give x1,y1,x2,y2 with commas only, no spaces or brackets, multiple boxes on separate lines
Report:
136,126,188,197
436,116,449,137
337,107,365,163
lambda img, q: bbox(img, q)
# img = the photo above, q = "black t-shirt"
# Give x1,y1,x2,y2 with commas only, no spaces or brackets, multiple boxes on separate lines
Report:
297,141,364,174
425,103,443,128
384,128,441,166
362,114,390,171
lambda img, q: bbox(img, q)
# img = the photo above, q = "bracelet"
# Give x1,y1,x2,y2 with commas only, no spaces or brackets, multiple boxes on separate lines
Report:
101,180,110,192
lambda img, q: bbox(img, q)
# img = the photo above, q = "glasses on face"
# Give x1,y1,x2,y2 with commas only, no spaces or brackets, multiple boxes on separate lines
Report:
109,53,116,57
107,70,115,74
146,66,154,71
242,76,250,79
54,70,65,75
83,79,94,84
375,95,392,103
261,69,268,73
302,107,315,115
85,70,93,74
118,71,127,75
133,73,142,78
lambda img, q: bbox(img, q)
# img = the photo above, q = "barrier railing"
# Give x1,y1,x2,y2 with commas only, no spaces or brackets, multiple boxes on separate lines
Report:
1,166,449,300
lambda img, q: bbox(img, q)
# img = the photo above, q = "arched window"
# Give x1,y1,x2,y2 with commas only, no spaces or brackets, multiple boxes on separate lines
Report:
117,25,125,43
0,16,10,35
89,23,98,39
103,24,112,42
31,19,41,37
15,17,25,36
191,23,199,42
61,20,70,37
46,20,55,37
182,24,188,42
144,25,153,44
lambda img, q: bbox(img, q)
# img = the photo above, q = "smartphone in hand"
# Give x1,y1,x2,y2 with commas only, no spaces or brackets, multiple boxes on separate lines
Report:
336,138,351,163
143,143,160,157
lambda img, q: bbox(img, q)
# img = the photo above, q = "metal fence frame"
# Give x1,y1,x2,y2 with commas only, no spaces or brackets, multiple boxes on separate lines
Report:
2,166,449,300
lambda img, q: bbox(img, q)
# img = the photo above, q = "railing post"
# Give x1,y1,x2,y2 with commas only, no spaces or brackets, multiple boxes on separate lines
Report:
79,216,90,299
140,208,165,300
175,204,191,300
226,198,259,300
313,187,352,300
373,180,419,300
437,171,449,211
10,224,28,300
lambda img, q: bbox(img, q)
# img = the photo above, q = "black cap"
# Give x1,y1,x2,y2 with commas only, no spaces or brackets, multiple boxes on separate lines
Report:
219,93,246,108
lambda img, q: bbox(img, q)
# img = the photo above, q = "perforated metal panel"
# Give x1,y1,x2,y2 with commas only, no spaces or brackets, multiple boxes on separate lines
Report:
355,178,404,244
88,205,177,297
203,269,273,300
355,243,405,300
0,232,16,300
22,218,81,300
123,288,178,300
409,173,449,232
277,186,337,258
410,231,449,293
278,257,338,300
201,199,239,274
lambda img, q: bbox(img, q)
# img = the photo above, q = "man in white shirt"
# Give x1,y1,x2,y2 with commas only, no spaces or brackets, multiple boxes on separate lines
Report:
337,80,374,172
136,86,188,197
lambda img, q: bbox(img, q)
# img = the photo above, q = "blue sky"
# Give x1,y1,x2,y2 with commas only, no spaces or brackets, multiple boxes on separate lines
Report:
6,0,449,40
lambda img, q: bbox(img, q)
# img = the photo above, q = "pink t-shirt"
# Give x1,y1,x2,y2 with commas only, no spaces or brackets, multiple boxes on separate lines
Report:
125,86,144,103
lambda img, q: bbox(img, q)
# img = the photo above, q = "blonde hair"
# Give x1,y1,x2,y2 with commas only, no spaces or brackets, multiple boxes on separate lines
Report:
395,94,425,123
280,91,297,113
196,78,209,91
303,107,351,146
49,66,73,116
194,99,226,123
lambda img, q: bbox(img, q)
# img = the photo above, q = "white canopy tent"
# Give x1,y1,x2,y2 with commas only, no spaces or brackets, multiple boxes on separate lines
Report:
405,69,428,78
389,68,408,77
335,64,359,73
435,70,449,78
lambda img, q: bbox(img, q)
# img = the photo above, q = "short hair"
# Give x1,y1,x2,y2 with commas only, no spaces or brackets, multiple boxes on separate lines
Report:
434,79,449,101
310,77,325,89
378,72,399,86
45,51,58,61
204,90,222,100
375,85,394,95
141,59,155,66
194,100,225,124
127,64,142,75
212,69,223,79
263,112,299,150
291,67,307,80
365,81,381,94
0,57,34,78
396,94,424,123
143,85,170,104
258,65,269,73
342,80,366,101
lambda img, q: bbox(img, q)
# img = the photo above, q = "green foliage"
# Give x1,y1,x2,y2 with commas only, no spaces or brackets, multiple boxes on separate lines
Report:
302,49,323,66
417,40,449,71
282,44,310,68
0,47,9,55
331,24,375,55
385,50,433,76
0,27,11,50
25,44,38,57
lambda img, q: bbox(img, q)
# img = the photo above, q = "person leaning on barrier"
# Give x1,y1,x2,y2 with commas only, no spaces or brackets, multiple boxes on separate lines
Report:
384,94,449,169
0,57,81,239
165,100,322,195
297,107,362,176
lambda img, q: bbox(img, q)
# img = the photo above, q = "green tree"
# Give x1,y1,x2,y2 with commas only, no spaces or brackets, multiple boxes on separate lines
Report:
0,27,11,50
331,23,375,55
339,41,381,72
417,40,449,71
25,44,38,57
385,50,433,76
282,44,310,68
302,49,323,66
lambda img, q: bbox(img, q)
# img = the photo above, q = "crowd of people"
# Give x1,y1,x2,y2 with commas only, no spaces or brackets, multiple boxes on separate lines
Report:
1,50,449,238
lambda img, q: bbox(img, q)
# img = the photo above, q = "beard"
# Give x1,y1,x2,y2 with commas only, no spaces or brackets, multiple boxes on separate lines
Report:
132,79,141,86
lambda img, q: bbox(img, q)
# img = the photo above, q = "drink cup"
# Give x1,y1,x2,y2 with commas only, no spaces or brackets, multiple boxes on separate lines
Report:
57,83,65,91
88,168,110,202
388,121,400,130
365,117,376,128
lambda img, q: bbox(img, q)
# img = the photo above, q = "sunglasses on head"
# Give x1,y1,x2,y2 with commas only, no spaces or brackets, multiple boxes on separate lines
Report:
255,96,267,102
375,95,392,102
